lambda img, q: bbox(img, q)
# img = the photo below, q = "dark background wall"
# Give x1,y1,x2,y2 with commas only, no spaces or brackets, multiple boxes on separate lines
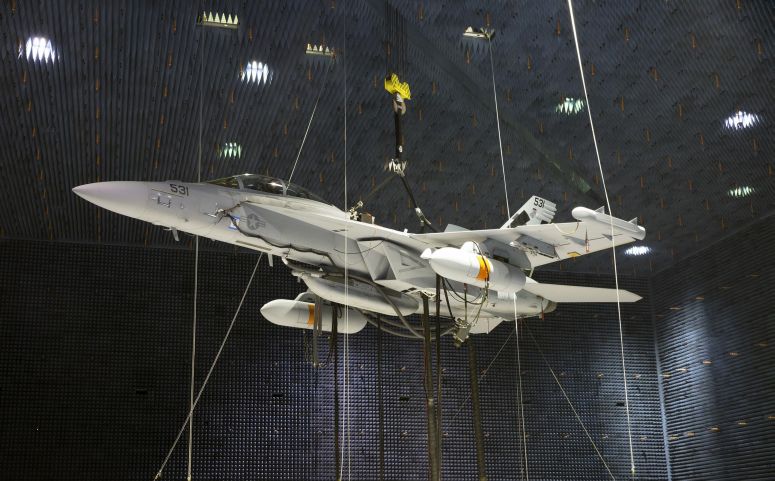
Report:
0,239,669,480
652,216,775,481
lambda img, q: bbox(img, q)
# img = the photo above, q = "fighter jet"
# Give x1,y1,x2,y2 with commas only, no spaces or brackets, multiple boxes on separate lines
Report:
73,173,645,342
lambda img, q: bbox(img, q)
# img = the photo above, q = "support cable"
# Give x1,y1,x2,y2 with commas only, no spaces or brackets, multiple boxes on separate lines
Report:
452,329,513,418
487,36,510,217
485,30,527,479
524,321,616,481
287,63,333,185
339,3,352,478
566,1,635,475
187,29,205,481
360,308,453,335
363,316,436,339
513,309,529,481
154,255,263,480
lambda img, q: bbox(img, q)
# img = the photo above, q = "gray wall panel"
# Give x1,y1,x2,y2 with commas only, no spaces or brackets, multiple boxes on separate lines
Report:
652,218,775,480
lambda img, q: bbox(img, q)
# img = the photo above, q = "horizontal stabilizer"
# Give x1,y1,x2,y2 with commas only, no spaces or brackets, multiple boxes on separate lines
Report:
522,282,642,303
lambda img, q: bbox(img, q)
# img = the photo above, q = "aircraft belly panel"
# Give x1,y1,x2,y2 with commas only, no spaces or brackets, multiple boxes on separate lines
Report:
469,318,504,334
357,240,437,293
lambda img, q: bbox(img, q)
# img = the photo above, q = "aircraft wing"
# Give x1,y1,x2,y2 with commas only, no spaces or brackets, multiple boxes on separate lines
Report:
411,207,645,269
522,281,642,302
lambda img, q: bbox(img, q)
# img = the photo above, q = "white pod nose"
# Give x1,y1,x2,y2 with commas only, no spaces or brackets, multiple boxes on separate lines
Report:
422,247,526,292
260,299,367,334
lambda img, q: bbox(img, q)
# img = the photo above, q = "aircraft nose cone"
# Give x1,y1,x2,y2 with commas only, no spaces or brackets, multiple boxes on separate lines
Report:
72,181,148,218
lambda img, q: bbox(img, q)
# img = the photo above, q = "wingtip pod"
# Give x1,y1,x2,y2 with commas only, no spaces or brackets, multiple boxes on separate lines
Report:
571,206,646,240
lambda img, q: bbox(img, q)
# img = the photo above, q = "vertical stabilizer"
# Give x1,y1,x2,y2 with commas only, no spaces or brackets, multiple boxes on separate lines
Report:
500,195,557,228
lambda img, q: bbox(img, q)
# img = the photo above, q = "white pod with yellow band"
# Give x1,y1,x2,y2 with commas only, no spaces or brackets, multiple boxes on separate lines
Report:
260,299,368,334
421,247,527,292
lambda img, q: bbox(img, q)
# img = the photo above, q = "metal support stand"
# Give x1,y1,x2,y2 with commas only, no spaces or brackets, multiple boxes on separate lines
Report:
312,295,323,367
434,276,443,464
467,339,488,481
421,295,441,481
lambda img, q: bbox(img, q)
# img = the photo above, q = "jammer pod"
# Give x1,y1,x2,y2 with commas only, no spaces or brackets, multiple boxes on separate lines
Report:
421,247,526,292
260,299,367,334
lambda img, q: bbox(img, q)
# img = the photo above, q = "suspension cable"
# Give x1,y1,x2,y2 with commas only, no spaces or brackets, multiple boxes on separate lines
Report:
567,1,635,475
287,63,332,185
486,30,528,479
340,2,352,477
452,329,514,419
487,36,510,217
524,321,616,480
154,254,263,480
187,29,205,481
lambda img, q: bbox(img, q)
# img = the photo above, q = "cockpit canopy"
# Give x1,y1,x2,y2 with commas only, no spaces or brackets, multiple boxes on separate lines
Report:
206,174,330,205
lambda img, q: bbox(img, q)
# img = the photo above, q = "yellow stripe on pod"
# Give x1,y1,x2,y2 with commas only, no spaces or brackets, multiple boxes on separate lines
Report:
307,304,315,325
476,255,492,281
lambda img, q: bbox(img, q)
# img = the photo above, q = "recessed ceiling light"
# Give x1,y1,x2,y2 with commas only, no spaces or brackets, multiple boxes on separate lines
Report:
724,111,760,130
221,142,242,159
624,245,650,256
727,186,754,198
555,97,585,115
462,27,495,40
197,11,238,29
19,36,58,63
241,60,272,85
305,44,334,58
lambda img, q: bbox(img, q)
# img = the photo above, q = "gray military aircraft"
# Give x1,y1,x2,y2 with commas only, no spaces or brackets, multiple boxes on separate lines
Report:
73,173,645,342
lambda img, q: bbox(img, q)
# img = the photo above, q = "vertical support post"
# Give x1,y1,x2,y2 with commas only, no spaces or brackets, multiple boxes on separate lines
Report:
332,304,341,479
434,276,443,470
313,295,323,367
421,295,441,481
468,339,488,481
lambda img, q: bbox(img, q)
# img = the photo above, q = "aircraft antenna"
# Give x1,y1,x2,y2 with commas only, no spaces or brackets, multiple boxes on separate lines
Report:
567,0,637,476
